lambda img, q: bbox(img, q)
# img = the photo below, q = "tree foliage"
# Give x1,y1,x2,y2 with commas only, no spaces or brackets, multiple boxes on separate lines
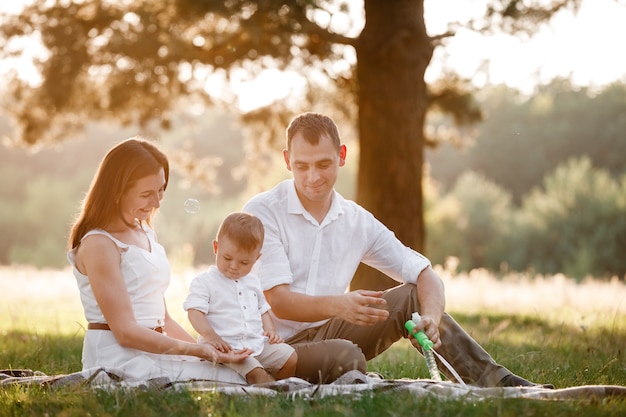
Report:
0,0,360,145
0,0,584,287
426,171,514,272
519,157,626,279
425,156,626,279
428,80,626,203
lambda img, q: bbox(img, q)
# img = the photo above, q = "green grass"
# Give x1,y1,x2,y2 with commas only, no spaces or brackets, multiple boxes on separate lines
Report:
2,310,625,417
1,267,625,416
3,385,624,417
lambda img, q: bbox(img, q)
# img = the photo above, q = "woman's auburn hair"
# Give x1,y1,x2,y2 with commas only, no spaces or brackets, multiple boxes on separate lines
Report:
68,137,169,250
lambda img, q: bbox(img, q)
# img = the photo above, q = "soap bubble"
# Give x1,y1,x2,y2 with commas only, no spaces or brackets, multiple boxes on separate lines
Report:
184,198,200,214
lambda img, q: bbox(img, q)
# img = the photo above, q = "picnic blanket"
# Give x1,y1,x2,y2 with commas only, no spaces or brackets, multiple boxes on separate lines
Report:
2,368,625,401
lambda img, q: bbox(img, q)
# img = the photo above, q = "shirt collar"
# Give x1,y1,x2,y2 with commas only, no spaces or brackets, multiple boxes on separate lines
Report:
286,179,344,225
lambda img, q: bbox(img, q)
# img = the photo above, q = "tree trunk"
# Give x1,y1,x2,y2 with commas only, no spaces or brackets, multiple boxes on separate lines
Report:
351,0,433,291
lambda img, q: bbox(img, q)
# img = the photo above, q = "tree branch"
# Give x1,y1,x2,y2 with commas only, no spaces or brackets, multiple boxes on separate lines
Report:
298,16,358,48
429,30,456,47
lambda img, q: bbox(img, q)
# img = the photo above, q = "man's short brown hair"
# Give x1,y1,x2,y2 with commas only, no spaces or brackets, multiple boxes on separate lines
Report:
286,112,341,151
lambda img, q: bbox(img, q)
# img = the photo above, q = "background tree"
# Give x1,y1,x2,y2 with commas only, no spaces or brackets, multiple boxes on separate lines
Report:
0,0,583,288
517,157,626,279
428,80,626,204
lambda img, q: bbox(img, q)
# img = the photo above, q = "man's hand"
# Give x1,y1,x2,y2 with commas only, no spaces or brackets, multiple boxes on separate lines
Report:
336,290,389,325
265,284,389,325
408,314,442,350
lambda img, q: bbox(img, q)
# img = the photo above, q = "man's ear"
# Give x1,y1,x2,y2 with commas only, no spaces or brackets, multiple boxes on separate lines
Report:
283,149,292,171
339,144,347,167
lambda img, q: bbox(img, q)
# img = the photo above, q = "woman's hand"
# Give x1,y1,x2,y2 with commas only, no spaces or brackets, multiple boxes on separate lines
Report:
218,347,254,363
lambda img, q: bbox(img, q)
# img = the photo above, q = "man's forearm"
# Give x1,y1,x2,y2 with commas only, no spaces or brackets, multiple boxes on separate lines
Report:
265,286,340,322
415,267,446,325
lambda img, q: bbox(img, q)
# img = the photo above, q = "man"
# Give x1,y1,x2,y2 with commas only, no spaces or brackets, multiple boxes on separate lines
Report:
242,112,550,387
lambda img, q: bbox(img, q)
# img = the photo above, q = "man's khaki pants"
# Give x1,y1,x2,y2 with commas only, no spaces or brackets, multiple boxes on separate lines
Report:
285,284,512,386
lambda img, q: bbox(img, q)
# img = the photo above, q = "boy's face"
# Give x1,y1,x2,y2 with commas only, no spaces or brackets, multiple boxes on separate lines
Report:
213,236,261,280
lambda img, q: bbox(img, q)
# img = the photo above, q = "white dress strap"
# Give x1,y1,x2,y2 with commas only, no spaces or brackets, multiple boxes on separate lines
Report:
82,229,129,249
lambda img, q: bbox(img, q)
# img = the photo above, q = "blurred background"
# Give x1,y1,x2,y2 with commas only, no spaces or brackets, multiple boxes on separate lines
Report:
0,0,624,281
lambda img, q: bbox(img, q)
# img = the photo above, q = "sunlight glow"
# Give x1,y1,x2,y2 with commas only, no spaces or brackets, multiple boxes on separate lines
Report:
231,69,308,112
201,67,308,112
425,0,626,92
1,265,623,333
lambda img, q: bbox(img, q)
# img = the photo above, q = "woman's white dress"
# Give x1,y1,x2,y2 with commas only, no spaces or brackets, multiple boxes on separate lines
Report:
68,228,245,383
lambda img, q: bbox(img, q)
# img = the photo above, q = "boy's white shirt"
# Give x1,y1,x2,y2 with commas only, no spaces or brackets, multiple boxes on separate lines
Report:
184,265,270,355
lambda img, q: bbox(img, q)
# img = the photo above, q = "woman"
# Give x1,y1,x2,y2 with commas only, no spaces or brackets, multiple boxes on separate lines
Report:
68,136,251,382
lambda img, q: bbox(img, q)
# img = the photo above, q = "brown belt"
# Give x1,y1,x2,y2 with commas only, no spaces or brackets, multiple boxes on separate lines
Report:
87,322,164,333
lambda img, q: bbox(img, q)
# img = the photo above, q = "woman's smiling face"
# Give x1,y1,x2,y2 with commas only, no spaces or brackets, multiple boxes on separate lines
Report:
119,167,166,224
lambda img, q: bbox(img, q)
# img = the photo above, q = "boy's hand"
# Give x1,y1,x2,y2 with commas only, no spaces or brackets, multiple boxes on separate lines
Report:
264,329,283,344
204,335,232,352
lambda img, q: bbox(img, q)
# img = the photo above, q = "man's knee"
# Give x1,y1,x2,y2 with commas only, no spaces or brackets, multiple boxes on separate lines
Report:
294,339,366,383
383,283,419,318
332,339,367,378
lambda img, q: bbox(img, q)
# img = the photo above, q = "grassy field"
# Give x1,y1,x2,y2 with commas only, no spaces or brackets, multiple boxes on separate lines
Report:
1,265,625,416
